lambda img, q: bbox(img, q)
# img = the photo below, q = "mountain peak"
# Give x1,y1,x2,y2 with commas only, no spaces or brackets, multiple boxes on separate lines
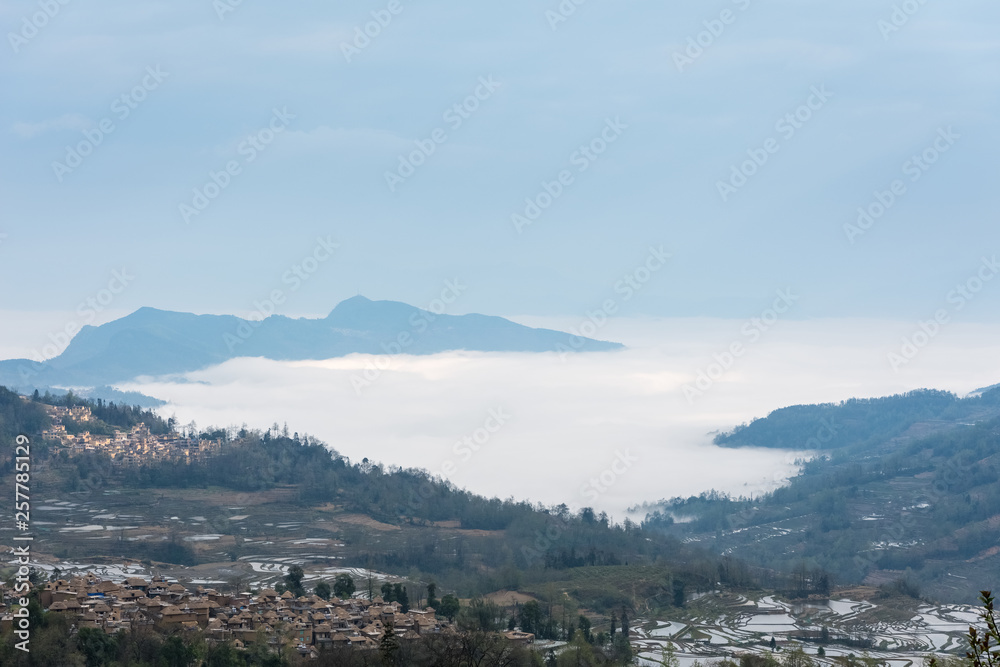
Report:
326,296,421,324
327,294,374,316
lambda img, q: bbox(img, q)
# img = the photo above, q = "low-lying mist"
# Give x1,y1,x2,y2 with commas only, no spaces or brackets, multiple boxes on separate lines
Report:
123,317,1000,519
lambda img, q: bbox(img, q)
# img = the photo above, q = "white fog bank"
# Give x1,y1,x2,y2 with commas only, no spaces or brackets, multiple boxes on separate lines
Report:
120,317,1000,519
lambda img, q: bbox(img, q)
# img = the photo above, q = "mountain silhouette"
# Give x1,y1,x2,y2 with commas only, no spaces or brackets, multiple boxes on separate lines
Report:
0,296,623,389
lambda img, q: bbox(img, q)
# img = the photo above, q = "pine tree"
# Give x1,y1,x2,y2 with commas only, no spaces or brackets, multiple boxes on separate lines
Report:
426,582,438,610
379,622,400,665
393,583,405,607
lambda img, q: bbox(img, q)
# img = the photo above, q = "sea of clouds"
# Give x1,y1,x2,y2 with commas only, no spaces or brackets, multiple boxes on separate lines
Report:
106,316,1000,520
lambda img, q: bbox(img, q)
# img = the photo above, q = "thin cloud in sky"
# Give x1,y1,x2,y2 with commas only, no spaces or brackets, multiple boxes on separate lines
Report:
11,113,91,138
1,0,996,319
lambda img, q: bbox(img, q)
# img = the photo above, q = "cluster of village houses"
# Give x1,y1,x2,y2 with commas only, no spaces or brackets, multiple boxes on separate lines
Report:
0,573,535,657
38,404,221,466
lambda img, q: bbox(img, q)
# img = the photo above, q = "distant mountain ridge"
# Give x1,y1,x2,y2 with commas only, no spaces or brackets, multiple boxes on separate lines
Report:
0,296,623,389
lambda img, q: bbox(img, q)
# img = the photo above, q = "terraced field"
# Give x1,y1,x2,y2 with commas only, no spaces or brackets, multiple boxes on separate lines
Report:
0,484,410,592
631,592,979,667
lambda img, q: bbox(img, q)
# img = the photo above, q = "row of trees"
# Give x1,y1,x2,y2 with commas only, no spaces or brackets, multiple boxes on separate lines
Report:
272,566,357,601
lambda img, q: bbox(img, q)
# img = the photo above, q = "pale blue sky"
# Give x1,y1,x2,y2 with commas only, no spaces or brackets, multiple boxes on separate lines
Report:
2,0,998,322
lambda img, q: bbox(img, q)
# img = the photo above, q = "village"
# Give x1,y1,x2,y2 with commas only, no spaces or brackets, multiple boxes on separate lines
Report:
37,403,222,466
0,572,537,659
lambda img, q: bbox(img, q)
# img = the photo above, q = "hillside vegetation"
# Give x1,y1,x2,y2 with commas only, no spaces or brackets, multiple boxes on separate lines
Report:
654,387,1000,602
2,387,767,626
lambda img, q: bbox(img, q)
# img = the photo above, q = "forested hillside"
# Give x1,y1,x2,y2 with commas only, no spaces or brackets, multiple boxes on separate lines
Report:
653,388,1000,602
714,388,1000,450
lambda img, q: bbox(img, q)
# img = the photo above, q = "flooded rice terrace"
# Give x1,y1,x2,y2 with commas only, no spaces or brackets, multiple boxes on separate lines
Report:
10,496,986,664
633,593,980,666
13,493,397,591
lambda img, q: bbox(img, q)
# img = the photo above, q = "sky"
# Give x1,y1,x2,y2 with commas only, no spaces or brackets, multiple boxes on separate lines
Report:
2,0,999,329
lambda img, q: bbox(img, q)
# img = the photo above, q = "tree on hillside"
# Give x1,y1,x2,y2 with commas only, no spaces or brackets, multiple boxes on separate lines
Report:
334,573,355,599
672,579,686,607
660,642,680,667
76,627,117,667
379,621,400,665
461,598,506,632
782,645,816,667
284,565,305,597
439,594,460,622
160,635,197,667
426,581,439,610
393,583,408,611
519,600,541,635
314,581,331,600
